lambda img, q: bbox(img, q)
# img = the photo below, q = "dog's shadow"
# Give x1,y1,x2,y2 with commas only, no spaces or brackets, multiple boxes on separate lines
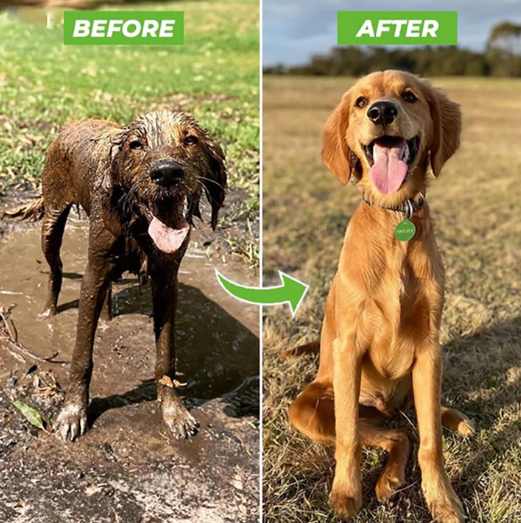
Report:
59,278,259,422
439,315,521,492
369,315,521,519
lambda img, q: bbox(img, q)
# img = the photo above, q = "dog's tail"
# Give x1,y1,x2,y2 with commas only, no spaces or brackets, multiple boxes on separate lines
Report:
2,197,45,221
280,340,320,360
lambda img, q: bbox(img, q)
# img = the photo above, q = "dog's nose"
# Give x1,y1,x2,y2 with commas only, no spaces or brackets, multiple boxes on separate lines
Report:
367,101,398,126
150,161,184,187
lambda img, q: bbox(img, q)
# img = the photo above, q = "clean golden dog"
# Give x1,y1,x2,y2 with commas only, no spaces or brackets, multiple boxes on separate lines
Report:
288,71,474,523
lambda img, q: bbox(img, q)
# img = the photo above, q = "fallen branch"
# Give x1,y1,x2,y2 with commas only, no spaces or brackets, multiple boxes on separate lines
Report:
1,197,44,221
0,305,60,363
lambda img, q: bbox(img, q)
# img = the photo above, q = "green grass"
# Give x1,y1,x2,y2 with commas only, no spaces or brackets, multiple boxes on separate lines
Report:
263,76,521,523
0,1,259,261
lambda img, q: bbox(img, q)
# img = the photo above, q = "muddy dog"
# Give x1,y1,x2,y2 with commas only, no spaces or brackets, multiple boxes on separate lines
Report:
288,71,474,523
22,110,226,441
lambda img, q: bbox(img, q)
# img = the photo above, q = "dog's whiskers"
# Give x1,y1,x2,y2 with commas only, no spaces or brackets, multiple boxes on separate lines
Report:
196,179,212,202
198,176,225,191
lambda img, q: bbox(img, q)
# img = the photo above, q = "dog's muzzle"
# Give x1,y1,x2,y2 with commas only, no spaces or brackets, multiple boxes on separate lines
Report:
145,160,191,253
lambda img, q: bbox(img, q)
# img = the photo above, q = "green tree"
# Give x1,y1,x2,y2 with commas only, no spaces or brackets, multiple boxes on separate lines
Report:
486,22,521,77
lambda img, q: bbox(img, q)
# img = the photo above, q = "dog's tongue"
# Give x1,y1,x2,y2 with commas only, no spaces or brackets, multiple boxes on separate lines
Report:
148,216,190,254
369,140,408,194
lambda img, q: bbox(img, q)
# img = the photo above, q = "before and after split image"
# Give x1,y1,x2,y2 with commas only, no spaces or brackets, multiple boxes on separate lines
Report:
0,1,520,522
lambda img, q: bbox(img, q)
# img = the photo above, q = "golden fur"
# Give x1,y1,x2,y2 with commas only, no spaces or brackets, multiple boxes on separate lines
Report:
288,71,474,523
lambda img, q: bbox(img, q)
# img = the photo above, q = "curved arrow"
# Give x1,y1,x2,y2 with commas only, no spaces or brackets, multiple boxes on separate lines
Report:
215,270,308,316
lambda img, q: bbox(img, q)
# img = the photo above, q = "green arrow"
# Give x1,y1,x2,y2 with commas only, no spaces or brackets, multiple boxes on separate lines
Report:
215,270,308,316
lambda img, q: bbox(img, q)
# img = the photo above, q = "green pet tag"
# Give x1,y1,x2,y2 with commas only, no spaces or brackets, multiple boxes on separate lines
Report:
395,220,416,241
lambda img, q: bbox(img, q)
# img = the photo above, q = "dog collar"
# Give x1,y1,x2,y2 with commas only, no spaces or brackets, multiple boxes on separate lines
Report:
362,192,426,220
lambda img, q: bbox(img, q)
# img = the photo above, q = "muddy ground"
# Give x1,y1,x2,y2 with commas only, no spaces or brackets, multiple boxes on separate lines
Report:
0,192,260,523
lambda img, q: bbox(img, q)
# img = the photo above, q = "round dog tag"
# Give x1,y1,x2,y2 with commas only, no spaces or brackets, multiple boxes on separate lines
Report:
395,220,416,241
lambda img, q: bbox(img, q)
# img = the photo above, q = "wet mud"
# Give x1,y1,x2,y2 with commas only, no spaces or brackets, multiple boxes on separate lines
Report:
0,194,260,523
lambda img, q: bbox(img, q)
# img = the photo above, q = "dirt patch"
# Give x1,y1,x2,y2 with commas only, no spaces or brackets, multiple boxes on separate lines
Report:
0,192,260,523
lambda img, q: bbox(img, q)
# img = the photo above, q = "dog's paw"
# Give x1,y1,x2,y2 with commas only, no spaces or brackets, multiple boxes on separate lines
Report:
38,306,56,320
329,485,362,521
161,400,199,439
54,402,88,442
424,481,466,523
456,419,475,438
376,469,405,502
442,408,476,438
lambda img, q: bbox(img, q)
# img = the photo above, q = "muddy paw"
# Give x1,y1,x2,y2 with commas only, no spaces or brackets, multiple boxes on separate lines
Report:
38,306,56,320
54,402,88,442
161,401,199,439
376,469,405,502
329,485,362,521
425,484,466,523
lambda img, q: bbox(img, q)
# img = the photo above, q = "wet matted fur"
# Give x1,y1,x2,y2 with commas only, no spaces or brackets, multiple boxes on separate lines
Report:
24,109,227,441
287,71,474,523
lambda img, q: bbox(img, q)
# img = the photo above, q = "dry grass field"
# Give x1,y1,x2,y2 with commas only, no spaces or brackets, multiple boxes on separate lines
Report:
262,76,521,523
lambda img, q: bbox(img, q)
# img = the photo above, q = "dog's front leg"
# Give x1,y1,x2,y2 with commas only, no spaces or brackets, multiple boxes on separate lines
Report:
150,260,198,439
329,333,363,521
55,249,114,441
413,343,465,523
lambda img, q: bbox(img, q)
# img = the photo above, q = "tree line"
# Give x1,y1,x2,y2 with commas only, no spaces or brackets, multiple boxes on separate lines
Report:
265,22,521,77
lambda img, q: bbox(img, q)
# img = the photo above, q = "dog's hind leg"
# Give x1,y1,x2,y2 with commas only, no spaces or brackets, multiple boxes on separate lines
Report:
441,406,475,437
289,382,412,502
41,203,72,318
288,381,336,445
370,424,412,502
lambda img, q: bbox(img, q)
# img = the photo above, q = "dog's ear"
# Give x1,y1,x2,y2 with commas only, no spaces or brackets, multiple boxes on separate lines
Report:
202,132,227,230
322,89,354,185
94,129,126,237
425,84,461,177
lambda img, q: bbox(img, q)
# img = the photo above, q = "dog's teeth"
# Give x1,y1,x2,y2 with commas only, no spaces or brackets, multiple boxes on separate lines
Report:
403,143,410,163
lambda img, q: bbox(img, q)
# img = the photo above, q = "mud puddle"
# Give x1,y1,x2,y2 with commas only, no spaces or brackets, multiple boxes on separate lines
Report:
0,194,259,523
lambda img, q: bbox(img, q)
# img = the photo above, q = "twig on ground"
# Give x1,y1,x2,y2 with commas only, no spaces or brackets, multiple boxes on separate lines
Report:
1,198,44,221
0,305,60,363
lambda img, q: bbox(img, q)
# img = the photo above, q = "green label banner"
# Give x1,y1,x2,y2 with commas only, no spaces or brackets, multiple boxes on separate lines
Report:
63,11,184,45
337,11,457,46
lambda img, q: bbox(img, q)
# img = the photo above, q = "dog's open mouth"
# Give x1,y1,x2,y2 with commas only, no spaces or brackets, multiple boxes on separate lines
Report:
148,216,189,254
145,202,190,254
364,135,420,194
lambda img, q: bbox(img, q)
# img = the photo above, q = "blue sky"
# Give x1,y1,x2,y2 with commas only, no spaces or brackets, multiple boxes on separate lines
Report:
263,0,521,65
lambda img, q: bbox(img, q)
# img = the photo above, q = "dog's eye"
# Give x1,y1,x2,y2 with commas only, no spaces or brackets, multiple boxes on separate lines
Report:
184,136,199,145
355,97,368,108
402,91,418,103
129,140,144,150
